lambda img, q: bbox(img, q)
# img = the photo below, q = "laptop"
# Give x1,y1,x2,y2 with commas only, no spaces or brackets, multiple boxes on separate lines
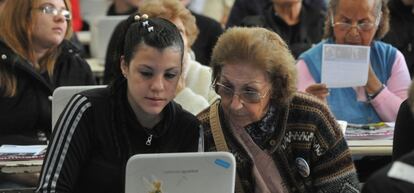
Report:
52,85,106,128
125,152,236,193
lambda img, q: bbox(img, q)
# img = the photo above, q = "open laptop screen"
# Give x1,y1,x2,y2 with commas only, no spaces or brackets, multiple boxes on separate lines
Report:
125,152,235,193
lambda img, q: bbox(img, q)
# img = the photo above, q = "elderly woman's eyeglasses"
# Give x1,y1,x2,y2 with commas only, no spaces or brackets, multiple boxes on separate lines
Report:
331,14,381,32
214,83,269,104
34,5,72,21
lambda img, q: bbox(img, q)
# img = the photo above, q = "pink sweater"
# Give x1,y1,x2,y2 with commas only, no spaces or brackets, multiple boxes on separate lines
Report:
297,50,411,122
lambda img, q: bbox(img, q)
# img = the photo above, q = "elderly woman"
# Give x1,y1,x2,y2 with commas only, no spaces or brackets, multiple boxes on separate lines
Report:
297,0,411,124
198,27,360,193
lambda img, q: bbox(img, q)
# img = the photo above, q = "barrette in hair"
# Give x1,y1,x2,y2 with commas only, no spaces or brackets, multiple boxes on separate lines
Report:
142,21,149,27
138,14,153,33
134,14,140,21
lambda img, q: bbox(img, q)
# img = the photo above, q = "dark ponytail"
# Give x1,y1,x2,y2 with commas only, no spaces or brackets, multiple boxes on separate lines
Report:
106,14,185,162
103,14,184,84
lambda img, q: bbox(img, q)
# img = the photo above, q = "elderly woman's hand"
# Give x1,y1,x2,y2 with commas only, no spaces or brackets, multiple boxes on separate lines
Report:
305,83,329,103
365,64,383,95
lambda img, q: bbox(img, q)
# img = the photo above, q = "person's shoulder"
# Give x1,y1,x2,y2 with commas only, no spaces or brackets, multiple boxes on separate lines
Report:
289,92,339,130
363,151,414,193
0,40,11,52
59,39,83,57
298,39,327,58
192,11,221,28
77,86,111,105
290,92,328,109
374,40,397,48
288,92,345,151
373,40,400,62
302,3,326,18
400,99,410,110
57,40,90,68
196,105,211,123
240,14,266,27
171,101,200,123
62,87,112,120
0,40,21,64
373,40,401,54
196,99,220,124
187,59,212,74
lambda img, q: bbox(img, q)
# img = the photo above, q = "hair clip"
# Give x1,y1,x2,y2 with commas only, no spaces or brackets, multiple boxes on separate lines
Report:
147,26,154,32
142,20,149,27
134,15,140,21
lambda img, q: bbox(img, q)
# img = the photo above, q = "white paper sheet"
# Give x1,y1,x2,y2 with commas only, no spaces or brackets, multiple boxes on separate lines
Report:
321,44,370,88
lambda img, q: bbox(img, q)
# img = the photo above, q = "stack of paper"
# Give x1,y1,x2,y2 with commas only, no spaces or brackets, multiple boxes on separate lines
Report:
345,122,394,140
0,145,46,174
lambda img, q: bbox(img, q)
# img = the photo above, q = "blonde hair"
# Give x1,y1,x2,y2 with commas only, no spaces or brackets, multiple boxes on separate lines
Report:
0,0,73,96
211,27,297,105
139,0,198,46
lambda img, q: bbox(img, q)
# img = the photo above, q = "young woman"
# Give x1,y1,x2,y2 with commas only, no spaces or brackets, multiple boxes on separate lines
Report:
105,0,219,115
0,0,95,145
36,15,200,193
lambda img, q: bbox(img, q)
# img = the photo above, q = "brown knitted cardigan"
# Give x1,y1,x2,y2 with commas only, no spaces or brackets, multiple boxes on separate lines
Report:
197,92,360,193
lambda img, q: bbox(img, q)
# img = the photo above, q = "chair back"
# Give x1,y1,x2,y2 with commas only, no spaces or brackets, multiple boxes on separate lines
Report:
52,85,106,129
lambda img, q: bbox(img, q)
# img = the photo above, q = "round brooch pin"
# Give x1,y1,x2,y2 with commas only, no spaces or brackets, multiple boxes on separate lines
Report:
295,157,310,177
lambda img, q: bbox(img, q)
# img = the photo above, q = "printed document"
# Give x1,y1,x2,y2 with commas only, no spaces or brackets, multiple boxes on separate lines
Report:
321,44,370,88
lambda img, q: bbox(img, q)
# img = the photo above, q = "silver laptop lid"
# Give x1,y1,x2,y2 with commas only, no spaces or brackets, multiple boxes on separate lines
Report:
125,152,236,193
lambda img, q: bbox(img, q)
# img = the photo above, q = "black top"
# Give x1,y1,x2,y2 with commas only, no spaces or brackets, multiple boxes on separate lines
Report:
0,40,95,145
226,0,326,28
191,11,223,66
241,4,325,58
393,100,414,160
382,0,414,77
36,80,200,193
362,150,414,193
106,3,138,16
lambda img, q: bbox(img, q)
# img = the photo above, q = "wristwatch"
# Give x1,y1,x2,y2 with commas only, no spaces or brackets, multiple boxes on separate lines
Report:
367,84,385,101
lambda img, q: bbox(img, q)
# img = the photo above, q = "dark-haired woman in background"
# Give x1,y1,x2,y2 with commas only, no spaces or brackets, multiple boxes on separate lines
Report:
36,15,200,193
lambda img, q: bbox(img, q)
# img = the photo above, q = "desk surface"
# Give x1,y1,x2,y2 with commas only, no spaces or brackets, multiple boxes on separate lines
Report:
1,139,392,175
347,139,392,156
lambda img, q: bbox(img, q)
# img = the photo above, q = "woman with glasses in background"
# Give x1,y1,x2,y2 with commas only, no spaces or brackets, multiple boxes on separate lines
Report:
0,0,95,144
297,0,411,124
0,0,94,188
197,27,360,193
